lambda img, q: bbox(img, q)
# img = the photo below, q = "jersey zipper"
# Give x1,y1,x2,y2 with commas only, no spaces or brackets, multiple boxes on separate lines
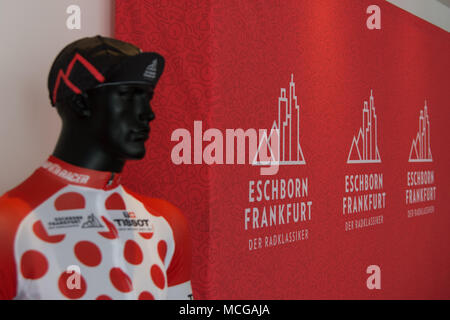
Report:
106,172,115,187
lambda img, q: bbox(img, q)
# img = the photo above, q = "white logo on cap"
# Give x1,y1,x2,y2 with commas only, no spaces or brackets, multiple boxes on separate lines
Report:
143,59,158,80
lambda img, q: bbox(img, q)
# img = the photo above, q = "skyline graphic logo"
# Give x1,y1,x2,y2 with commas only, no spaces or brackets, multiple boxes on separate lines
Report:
347,90,381,164
409,102,432,163
252,74,306,166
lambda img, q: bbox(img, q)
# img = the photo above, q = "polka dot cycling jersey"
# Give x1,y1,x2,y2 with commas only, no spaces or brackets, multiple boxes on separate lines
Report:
0,156,193,300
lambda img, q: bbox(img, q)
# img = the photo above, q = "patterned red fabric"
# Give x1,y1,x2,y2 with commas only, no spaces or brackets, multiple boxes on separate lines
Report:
116,0,450,299
116,0,213,299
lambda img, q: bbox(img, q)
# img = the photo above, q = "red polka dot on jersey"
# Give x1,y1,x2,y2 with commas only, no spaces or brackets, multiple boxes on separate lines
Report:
105,193,126,210
74,241,102,267
138,291,155,300
33,220,65,243
139,232,154,240
20,250,48,280
58,271,87,299
98,216,118,239
158,240,167,262
96,295,112,300
54,192,85,211
150,265,165,290
124,240,143,265
110,268,133,293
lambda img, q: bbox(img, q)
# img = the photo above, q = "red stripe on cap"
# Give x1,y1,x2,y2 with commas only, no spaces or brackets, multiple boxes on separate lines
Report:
52,70,82,104
67,54,105,82
52,53,105,104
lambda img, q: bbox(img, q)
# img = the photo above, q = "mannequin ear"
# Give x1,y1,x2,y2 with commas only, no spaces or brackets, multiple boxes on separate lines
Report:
70,93,91,118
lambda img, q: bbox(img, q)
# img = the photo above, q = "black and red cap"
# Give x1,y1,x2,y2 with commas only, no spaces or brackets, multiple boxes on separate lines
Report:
47,35,165,106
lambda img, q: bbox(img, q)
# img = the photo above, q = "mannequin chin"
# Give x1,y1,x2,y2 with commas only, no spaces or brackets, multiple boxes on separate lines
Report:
53,83,156,173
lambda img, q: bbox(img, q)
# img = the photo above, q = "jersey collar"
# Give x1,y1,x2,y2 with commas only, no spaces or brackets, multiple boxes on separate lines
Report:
40,156,122,190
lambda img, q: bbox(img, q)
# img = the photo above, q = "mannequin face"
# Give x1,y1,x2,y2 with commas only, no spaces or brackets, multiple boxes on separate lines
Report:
86,83,156,160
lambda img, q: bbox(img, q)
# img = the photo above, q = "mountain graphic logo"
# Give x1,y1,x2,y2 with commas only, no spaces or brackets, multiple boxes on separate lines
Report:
252,73,306,166
347,90,381,164
409,101,432,163
143,59,158,80
81,214,104,228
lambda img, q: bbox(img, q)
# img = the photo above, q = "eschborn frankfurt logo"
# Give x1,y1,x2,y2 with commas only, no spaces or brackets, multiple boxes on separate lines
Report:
81,214,104,228
170,73,306,175
252,74,306,166
409,101,432,163
347,90,381,164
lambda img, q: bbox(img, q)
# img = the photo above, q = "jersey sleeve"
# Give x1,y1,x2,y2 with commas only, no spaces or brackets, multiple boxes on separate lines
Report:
123,188,193,300
0,196,25,300
0,170,66,300
147,198,193,300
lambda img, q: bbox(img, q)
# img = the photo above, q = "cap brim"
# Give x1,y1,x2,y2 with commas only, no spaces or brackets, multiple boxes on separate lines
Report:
104,52,165,87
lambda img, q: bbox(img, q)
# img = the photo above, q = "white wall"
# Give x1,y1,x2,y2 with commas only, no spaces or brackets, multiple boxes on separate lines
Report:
0,0,113,194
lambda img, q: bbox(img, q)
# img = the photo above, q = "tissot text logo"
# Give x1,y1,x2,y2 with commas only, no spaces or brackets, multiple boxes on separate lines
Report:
112,211,153,232
170,74,307,176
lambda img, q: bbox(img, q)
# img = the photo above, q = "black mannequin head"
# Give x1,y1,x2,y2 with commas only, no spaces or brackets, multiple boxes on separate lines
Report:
53,83,156,173
48,36,165,173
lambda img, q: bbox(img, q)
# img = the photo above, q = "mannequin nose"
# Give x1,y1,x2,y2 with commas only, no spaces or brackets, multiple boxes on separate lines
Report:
139,108,155,122
149,110,155,121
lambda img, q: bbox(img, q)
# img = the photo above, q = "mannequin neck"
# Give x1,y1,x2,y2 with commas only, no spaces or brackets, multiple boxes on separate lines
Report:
52,127,126,173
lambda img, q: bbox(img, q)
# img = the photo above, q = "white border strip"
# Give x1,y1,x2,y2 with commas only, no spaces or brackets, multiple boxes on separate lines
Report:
386,0,450,32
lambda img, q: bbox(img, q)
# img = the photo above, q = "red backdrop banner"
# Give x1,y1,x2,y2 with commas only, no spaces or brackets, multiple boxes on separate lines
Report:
115,0,450,299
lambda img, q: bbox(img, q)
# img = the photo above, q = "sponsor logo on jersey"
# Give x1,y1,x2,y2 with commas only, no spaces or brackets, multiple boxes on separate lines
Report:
112,211,154,232
45,213,106,232
42,161,90,184
47,215,84,229
81,214,104,228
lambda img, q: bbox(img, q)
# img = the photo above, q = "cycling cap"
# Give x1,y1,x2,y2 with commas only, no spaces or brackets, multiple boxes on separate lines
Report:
47,35,165,106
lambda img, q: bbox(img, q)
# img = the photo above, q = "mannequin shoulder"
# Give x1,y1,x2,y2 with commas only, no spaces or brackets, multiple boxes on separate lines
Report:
0,191,34,241
145,197,183,216
0,182,37,221
0,192,25,221
123,187,189,230
0,170,67,226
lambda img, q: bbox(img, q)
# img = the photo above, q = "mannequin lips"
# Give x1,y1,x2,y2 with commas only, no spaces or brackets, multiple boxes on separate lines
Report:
130,128,150,142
